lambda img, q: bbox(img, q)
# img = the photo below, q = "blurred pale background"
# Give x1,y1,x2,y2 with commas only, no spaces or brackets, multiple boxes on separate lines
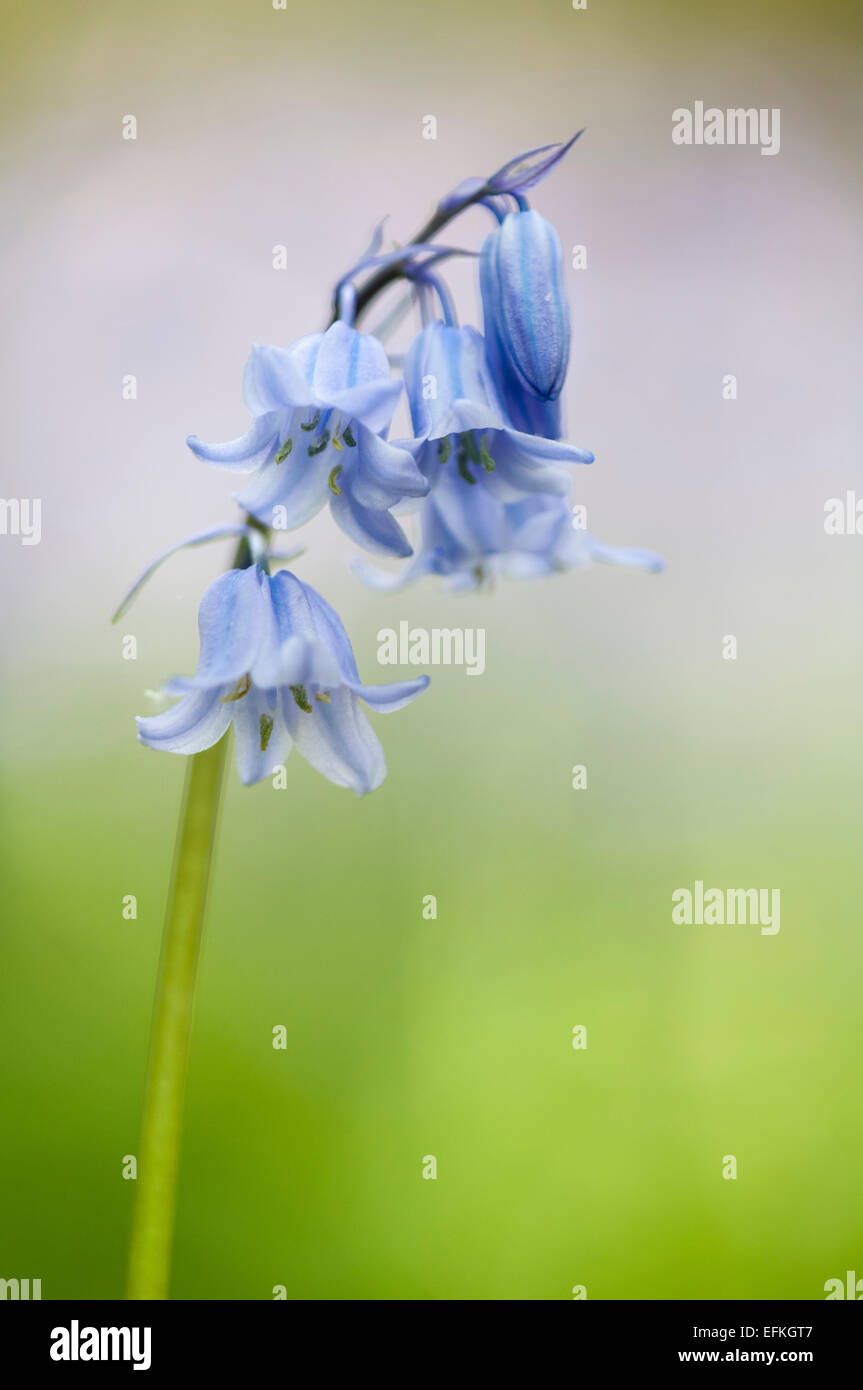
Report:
1,0,861,1298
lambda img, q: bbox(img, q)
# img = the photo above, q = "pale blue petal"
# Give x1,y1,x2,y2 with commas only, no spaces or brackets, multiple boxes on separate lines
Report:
349,554,423,591
329,487,413,558
403,322,504,440
347,674,430,712
588,539,666,572
253,571,343,689
231,685,291,785
430,474,509,557
242,342,318,414
346,425,429,511
484,430,581,500
282,686,386,796
234,447,331,531
187,414,281,473
326,380,402,433
136,687,232,754
298,581,360,683
166,566,268,693
502,428,594,465
312,322,402,432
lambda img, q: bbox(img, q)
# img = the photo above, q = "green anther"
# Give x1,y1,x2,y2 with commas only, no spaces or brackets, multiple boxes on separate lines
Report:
307,429,331,457
315,691,331,704
289,684,312,713
437,436,451,464
259,713,274,752
331,432,344,452
342,424,357,447
300,411,321,432
457,452,476,485
328,465,343,496
479,438,496,472
461,431,481,464
274,438,293,464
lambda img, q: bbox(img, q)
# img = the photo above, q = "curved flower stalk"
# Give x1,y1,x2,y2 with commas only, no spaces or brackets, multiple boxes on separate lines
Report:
480,209,570,439
187,321,428,557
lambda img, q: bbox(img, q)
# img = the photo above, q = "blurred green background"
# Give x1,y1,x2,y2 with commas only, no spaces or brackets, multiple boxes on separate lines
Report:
2,0,862,1299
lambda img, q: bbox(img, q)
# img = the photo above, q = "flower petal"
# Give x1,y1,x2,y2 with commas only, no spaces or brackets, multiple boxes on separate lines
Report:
242,342,319,414
403,322,504,440
231,685,291,785
250,571,343,690
347,674,430,712
165,566,269,693
329,487,414,558
347,425,429,511
586,538,666,573
349,551,436,591
296,581,361,684
136,686,232,755
312,322,402,432
282,686,386,796
186,414,281,473
429,472,510,557
502,428,594,466
234,446,331,532
326,380,403,434
484,429,586,500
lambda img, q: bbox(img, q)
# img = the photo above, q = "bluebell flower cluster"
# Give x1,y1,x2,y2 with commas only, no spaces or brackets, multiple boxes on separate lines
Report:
121,135,662,791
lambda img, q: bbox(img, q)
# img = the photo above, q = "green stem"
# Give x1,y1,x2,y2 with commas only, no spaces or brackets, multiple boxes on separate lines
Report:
126,207,417,1295
126,735,228,1299
124,172,453,1295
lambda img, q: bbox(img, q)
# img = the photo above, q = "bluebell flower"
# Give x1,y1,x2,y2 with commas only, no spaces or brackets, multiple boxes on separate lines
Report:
400,319,592,498
136,564,428,792
480,210,570,439
187,321,429,558
347,319,592,586
355,470,664,592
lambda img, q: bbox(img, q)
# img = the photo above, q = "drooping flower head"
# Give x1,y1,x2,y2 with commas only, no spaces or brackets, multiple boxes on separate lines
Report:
402,319,592,496
136,564,428,793
351,320,608,589
187,321,428,558
480,209,571,440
